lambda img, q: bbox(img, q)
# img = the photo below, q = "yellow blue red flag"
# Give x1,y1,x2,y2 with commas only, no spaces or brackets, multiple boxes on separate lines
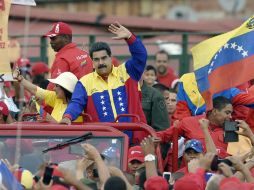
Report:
191,16,254,110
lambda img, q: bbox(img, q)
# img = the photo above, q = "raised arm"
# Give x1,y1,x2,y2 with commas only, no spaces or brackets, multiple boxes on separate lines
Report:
108,22,147,81
199,118,217,154
81,143,110,187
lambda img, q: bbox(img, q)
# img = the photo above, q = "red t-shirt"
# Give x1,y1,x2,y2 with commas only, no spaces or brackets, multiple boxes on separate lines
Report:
48,42,93,90
156,115,229,158
157,67,178,87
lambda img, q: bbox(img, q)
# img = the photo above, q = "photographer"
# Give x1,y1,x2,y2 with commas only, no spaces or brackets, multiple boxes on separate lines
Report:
156,96,253,159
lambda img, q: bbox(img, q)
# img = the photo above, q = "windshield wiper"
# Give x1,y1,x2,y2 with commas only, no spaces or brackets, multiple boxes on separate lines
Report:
42,132,93,153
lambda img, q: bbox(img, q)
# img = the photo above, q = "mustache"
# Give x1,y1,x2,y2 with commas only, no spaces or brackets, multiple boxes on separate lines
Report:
98,64,107,69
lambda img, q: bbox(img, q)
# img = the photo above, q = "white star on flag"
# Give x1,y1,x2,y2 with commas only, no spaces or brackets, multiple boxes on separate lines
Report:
103,112,108,116
101,100,105,105
121,107,125,112
117,91,121,95
100,95,104,99
237,46,243,52
231,42,237,49
242,50,248,57
118,97,122,101
119,102,123,107
102,106,106,111
223,43,229,49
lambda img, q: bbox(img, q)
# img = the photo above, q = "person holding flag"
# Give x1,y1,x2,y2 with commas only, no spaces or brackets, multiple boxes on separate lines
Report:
191,15,254,111
173,16,254,127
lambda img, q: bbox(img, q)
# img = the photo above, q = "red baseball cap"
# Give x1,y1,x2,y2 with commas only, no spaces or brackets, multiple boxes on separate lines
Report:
128,146,144,163
144,176,168,190
4,81,11,87
0,101,9,116
219,177,254,190
174,174,204,190
16,57,31,67
44,22,72,37
50,185,69,190
31,62,49,76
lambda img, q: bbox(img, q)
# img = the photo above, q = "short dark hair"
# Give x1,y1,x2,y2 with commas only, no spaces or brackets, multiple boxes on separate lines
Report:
89,42,111,59
213,96,232,111
155,50,169,59
168,87,177,94
152,83,169,93
145,65,157,75
104,176,127,190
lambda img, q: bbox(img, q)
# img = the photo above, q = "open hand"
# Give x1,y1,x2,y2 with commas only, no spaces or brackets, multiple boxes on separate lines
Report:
108,22,132,40
81,143,101,161
140,136,155,155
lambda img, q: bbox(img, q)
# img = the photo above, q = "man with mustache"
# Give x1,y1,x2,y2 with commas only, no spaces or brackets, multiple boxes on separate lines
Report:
44,22,93,90
60,22,147,143
155,50,178,88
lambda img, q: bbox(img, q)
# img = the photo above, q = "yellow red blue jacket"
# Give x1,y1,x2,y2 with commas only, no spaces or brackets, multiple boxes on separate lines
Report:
64,36,147,125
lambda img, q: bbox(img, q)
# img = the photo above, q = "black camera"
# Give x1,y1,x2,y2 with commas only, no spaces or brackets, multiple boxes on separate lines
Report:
223,121,239,143
211,155,233,171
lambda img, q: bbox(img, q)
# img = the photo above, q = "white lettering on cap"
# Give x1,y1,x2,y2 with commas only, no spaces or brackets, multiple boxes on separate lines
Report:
131,151,141,155
55,24,60,34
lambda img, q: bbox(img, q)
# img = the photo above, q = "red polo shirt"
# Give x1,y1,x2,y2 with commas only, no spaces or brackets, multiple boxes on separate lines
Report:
157,67,178,88
48,42,93,90
156,115,229,158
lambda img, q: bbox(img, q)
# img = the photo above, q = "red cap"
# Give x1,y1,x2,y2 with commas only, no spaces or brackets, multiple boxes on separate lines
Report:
144,176,168,190
50,184,69,190
0,101,9,116
31,62,49,76
44,22,72,37
219,177,254,190
16,57,30,67
4,81,11,87
174,174,204,190
128,146,144,163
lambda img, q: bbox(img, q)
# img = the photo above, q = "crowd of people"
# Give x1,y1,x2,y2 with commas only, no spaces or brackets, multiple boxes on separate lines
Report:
0,20,254,190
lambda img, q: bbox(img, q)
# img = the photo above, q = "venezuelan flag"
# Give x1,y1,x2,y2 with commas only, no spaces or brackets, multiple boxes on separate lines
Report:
192,15,254,110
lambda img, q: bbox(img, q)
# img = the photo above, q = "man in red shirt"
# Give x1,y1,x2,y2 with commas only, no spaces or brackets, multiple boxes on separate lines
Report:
156,96,233,158
155,50,178,88
44,22,93,90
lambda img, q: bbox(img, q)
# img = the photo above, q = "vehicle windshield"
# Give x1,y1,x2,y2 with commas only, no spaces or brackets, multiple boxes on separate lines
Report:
0,135,123,174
